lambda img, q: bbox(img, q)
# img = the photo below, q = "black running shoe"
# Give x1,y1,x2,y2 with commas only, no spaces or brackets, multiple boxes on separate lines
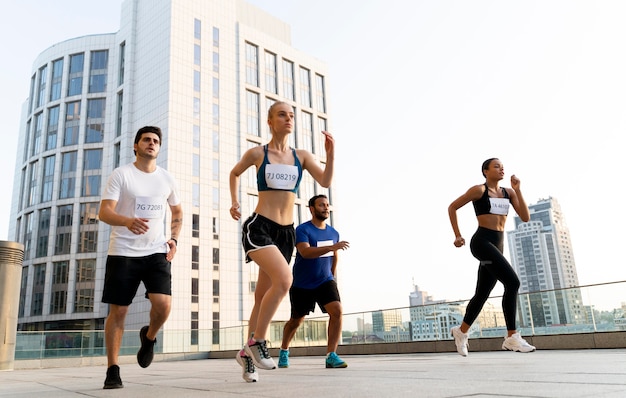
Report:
137,326,156,368
103,365,123,389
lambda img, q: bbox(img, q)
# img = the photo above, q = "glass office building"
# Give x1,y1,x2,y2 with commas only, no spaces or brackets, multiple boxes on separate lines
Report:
9,0,333,352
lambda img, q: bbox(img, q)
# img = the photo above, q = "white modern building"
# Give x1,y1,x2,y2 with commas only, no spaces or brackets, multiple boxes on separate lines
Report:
507,197,585,327
9,0,334,353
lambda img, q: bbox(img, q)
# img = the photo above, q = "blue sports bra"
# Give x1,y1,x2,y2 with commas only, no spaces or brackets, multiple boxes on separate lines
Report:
473,184,510,216
256,145,303,193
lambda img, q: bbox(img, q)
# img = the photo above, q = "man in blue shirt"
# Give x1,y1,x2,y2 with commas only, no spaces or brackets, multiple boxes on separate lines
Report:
278,194,350,368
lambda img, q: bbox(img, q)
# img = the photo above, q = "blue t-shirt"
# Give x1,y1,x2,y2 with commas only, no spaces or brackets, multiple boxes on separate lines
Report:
292,221,340,289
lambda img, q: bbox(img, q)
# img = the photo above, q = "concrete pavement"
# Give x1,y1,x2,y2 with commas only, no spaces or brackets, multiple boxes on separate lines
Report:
1,349,625,397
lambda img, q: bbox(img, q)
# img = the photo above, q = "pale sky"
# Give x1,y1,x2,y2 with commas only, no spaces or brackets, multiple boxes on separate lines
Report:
2,1,625,314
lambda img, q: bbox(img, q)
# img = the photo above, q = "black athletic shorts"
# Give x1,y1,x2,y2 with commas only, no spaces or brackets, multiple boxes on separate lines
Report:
242,213,295,263
102,253,171,306
289,280,341,318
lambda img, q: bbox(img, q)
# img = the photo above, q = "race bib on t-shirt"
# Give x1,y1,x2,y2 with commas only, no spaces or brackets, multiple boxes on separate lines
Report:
489,197,510,215
265,164,299,190
317,239,334,257
135,196,165,219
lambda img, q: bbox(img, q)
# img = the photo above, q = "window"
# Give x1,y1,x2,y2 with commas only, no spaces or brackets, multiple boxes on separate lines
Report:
212,77,219,98
36,208,51,258
28,161,38,207
50,261,69,314
282,59,294,101
191,311,199,345
194,70,201,92
28,74,36,114
299,67,311,108
83,148,102,169
212,248,219,264
50,59,63,102
315,74,326,113
78,202,99,253
114,142,120,168
192,154,200,177
85,99,106,143
116,92,123,137
212,158,219,181
212,216,219,239
37,65,48,108
317,117,328,156
245,43,258,86
213,51,219,72
88,50,108,93
194,97,200,120
193,125,200,148
31,113,43,156
192,183,200,207
46,106,60,151
265,51,277,94
31,263,46,316
301,111,313,153
191,278,199,303
41,155,55,203
192,214,200,238
192,245,199,270
118,42,125,85
212,129,219,152
59,151,77,199
23,121,31,163
212,187,219,210
55,205,73,255
81,149,102,197
64,101,81,146
194,44,201,66
75,288,95,313
67,53,84,96
212,103,219,125
194,18,201,40
212,27,219,47
18,169,27,211
18,267,28,317
246,91,260,136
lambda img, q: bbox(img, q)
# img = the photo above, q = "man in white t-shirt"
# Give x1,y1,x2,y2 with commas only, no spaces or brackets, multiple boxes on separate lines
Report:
99,126,182,389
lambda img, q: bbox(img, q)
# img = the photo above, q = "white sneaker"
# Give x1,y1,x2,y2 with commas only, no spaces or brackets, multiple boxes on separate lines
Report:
235,351,258,382
244,339,276,370
451,326,469,357
502,333,536,353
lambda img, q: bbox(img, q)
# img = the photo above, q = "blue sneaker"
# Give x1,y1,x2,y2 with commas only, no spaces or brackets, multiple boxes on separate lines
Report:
325,352,347,368
278,349,289,368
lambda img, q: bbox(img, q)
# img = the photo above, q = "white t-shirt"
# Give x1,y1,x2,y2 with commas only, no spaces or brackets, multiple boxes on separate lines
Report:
102,163,181,256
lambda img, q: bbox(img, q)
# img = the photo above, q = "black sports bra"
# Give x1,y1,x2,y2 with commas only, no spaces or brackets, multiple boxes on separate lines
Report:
473,184,510,216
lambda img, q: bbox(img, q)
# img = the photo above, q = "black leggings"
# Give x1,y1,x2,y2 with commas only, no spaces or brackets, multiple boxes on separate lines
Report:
463,227,520,331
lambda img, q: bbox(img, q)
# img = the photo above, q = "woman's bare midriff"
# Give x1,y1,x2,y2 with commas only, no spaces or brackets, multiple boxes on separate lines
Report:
477,214,507,232
255,191,296,225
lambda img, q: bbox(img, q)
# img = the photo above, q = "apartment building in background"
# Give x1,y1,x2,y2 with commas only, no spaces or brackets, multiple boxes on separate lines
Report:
507,197,586,328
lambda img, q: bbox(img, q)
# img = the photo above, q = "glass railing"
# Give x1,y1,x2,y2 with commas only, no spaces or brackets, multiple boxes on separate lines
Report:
14,281,625,360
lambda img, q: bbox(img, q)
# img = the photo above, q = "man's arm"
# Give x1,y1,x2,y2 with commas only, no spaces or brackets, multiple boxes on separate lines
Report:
169,204,183,242
296,241,350,259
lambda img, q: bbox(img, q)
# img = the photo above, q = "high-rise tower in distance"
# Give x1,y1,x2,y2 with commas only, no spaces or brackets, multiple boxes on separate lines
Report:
507,197,585,328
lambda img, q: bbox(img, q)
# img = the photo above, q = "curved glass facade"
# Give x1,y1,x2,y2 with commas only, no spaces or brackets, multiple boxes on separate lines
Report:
14,35,118,330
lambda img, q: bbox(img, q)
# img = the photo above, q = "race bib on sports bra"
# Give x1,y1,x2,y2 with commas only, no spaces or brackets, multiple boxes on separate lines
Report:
489,197,510,215
265,164,299,190
135,196,165,219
